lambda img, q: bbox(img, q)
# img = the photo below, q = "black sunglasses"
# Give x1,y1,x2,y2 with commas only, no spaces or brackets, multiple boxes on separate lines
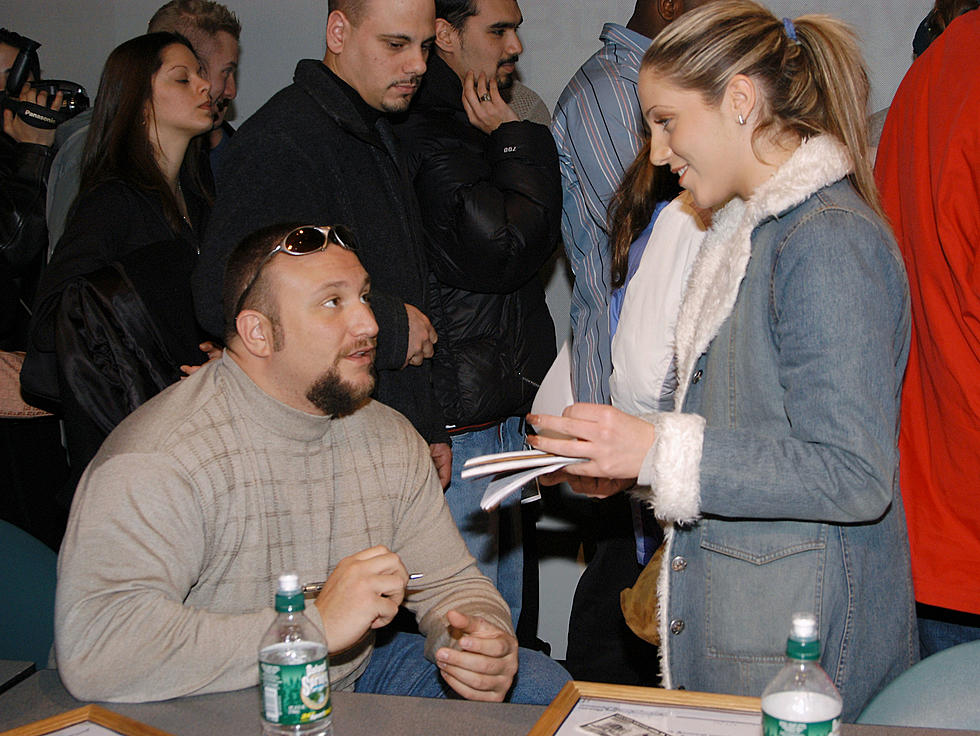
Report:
235,225,358,317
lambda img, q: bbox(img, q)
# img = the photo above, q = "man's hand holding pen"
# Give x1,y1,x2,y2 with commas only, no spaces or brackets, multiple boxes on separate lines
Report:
311,545,414,654
307,546,518,701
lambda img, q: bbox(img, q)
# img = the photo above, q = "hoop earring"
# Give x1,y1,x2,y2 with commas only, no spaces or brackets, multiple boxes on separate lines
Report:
737,114,746,126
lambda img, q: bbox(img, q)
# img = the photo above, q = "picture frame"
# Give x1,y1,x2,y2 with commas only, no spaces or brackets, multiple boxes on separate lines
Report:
529,681,762,736
1,705,175,736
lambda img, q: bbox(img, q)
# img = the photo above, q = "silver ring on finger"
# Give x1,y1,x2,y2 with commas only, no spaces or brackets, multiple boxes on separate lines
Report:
480,93,492,102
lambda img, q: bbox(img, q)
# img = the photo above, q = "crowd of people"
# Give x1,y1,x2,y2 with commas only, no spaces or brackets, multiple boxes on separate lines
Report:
1,0,977,718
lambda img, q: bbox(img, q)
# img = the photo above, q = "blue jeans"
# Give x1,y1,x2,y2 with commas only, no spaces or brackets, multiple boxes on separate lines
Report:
354,630,570,704
445,417,525,627
917,603,980,659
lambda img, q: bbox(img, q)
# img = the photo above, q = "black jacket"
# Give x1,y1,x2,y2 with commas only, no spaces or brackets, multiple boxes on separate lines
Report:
22,179,209,489
0,133,54,350
394,55,560,429
194,60,446,443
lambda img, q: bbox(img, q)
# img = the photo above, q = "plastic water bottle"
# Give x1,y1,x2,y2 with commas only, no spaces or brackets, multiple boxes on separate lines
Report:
761,612,842,736
259,573,332,736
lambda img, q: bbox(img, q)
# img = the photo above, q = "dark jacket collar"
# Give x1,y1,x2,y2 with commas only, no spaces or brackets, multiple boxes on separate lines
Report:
322,64,384,129
293,59,386,146
412,53,466,115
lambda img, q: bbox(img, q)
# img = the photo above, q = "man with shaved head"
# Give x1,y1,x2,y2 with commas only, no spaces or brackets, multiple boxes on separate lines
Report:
193,0,454,484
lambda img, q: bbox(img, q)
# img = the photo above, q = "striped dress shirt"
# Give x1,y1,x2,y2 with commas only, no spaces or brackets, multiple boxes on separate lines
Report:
551,23,651,404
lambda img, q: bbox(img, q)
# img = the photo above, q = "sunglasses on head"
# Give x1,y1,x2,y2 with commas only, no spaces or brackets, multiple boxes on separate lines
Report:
235,225,358,317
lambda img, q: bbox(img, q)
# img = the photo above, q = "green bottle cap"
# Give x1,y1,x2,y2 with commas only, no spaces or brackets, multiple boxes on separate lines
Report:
786,636,821,660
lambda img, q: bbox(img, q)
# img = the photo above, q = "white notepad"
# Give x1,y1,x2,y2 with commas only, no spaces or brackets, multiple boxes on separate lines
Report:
462,450,586,509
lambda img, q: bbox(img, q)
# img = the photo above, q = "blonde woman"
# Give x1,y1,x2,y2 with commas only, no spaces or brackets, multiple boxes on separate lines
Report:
529,1,915,717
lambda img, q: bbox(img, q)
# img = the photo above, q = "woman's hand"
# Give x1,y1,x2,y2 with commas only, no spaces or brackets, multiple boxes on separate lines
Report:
527,403,656,480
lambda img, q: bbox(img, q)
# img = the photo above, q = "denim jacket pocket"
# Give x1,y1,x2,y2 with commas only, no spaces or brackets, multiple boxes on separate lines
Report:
700,519,827,662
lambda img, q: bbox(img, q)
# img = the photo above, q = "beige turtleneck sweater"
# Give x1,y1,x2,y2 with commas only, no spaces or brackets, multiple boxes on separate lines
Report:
55,355,510,702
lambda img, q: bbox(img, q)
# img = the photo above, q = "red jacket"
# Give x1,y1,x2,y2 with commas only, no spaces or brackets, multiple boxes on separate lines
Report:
875,11,980,614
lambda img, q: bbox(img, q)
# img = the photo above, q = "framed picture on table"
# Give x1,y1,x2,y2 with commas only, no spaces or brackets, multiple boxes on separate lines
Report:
529,681,762,736
2,705,175,736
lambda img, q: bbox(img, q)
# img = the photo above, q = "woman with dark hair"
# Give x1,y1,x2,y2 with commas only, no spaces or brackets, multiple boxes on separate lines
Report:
528,0,915,717
22,32,216,494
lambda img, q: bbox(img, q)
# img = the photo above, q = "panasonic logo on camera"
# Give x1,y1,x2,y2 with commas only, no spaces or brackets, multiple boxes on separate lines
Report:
23,108,54,123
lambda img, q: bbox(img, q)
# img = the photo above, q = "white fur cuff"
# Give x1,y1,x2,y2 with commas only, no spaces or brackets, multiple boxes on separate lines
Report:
637,412,706,524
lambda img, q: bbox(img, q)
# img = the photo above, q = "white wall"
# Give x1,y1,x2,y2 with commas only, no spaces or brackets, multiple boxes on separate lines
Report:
3,1,926,135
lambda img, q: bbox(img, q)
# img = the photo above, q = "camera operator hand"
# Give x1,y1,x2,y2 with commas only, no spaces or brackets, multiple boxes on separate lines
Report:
3,85,61,147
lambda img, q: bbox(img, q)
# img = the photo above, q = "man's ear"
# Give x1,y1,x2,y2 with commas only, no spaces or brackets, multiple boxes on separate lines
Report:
235,310,274,358
435,18,459,54
659,0,680,23
325,9,351,55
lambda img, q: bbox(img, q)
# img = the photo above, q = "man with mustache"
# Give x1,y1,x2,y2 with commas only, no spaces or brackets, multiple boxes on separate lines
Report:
55,222,570,703
393,0,560,635
193,0,453,486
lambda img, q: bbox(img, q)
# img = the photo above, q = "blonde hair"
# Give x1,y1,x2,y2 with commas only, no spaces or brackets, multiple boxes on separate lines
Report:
643,0,881,217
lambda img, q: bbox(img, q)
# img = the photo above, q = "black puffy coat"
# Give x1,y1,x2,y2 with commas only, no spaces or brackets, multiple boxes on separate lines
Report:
394,55,560,430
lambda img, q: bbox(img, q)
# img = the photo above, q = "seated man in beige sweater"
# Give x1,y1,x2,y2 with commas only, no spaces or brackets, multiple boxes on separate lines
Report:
54,222,569,704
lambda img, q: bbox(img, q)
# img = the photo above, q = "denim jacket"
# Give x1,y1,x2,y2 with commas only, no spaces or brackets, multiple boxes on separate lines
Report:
635,136,917,720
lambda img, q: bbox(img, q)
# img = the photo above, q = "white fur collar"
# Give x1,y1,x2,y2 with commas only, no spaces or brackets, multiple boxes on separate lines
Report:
671,135,852,411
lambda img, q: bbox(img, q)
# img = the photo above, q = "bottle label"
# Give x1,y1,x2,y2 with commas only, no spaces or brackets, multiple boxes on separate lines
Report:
763,713,840,736
260,657,331,725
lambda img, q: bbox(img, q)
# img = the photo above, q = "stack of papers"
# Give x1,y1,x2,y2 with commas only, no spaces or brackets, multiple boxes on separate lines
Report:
462,450,586,510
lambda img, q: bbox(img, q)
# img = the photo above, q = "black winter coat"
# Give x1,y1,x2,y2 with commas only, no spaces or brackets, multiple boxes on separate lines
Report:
394,55,560,429
194,60,446,443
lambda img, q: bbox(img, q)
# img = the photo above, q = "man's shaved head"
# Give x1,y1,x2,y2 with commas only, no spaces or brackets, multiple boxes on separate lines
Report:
328,0,369,23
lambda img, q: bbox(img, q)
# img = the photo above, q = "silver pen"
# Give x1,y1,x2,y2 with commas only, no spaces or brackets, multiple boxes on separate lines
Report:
302,572,424,598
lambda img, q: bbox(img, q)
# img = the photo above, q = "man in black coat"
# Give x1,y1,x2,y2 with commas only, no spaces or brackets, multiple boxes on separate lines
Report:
193,0,452,479
392,0,560,632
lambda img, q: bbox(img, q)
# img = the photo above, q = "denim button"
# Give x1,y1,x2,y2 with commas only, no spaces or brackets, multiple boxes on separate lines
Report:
670,619,685,635
692,369,703,384
671,556,687,571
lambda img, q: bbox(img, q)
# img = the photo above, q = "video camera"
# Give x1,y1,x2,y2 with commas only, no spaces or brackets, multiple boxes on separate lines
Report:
1,27,89,129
